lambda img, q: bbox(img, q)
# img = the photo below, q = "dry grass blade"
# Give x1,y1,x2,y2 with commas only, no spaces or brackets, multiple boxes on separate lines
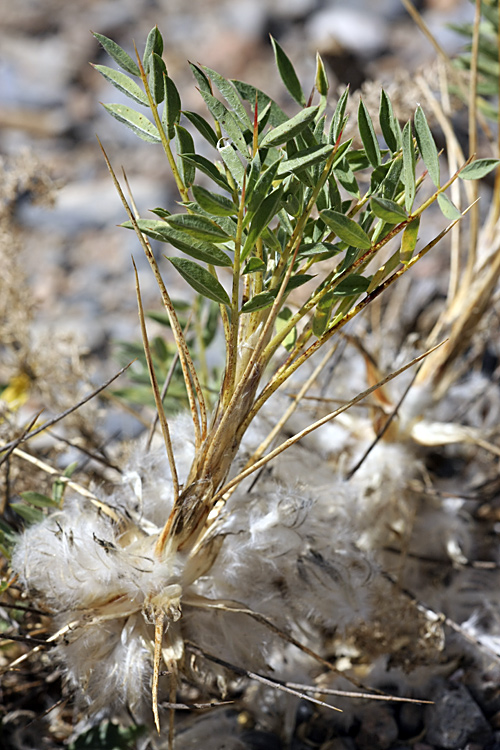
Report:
12,447,120,522
400,0,492,140
284,682,433,705
2,618,82,675
185,642,343,713
185,596,385,695
96,136,207,450
133,257,179,504
0,411,41,473
146,311,193,452
346,367,420,479
249,343,339,469
161,700,234,710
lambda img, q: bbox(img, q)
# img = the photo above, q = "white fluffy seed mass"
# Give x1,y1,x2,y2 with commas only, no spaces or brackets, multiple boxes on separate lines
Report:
12,412,374,723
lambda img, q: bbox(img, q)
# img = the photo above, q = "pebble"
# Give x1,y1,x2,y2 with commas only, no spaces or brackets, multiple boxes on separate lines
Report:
355,705,399,750
399,702,425,739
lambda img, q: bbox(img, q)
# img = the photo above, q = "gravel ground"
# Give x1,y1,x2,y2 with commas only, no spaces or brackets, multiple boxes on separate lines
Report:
4,2,500,749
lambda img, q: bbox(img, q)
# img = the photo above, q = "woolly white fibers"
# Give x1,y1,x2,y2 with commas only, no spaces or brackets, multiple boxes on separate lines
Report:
12,412,374,729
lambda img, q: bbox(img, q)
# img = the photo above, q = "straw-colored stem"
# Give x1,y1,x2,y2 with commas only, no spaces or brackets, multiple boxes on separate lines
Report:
399,0,492,141
222,176,246,409
215,342,445,504
464,0,481,288
133,259,179,506
246,211,466,432
244,344,338,471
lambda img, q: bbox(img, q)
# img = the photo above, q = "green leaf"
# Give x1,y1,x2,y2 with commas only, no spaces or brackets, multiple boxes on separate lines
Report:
182,110,219,148
175,125,195,186
242,187,284,260
270,36,306,106
414,105,440,187
243,257,267,274
91,65,149,106
102,103,161,143
333,274,371,297
150,207,171,219
202,66,252,127
68,720,146,750
400,216,420,264
277,144,334,177
92,32,140,77
199,90,249,156
330,87,349,143
459,158,500,180
381,155,403,199
370,196,407,224
150,52,167,105
167,257,230,305
437,193,462,220
246,159,281,212
179,154,231,191
298,241,342,258
285,273,315,291
63,461,78,478
231,79,288,127
260,106,319,149
20,491,59,508
164,213,230,243
402,120,416,212
143,26,163,73
358,100,381,168
10,503,44,525
240,291,276,313
315,52,329,97
276,307,297,351
321,210,372,249
163,76,181,139
189,61,212,94
334,159,359,197
192,185,238,216
379,90,401,153
218,142,246,187
122,219,232,266
313,291,336,336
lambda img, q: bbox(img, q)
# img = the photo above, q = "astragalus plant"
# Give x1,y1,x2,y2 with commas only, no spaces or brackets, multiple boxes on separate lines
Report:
10,25,498,747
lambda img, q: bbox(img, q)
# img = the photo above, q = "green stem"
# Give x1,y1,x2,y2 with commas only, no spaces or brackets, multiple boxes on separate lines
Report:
263,156,474,358
137,54,189,202
243,211,464,433
222,176,246,407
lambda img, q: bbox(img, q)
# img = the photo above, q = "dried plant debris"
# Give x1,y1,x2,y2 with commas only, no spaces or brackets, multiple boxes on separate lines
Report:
4,15,500,750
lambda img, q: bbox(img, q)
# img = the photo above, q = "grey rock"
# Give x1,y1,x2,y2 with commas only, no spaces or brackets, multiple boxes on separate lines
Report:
425,681,491,749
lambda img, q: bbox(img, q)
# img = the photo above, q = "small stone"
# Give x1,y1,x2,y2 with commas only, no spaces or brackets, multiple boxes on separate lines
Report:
399,702,424,739
355,705,399,750
240,730,282,750
425,681,491,749
320,739,356,750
